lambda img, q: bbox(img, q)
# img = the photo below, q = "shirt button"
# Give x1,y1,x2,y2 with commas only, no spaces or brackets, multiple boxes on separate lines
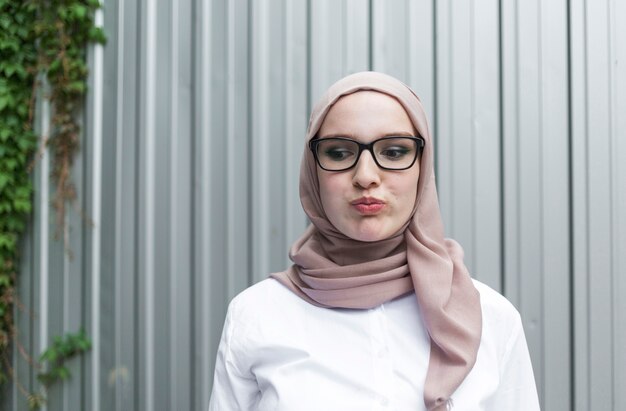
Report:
379,396,389,406
377,348,388,358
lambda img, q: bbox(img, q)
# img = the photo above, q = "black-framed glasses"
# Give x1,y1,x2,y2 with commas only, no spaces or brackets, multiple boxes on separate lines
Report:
309,136,425,171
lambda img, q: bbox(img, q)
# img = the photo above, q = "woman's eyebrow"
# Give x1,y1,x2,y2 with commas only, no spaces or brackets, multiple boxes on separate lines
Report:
316,133,355,139
382,131,415,137
317,131,416,139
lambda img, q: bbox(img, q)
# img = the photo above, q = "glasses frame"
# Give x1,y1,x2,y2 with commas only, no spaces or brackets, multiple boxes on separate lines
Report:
309,136,425,172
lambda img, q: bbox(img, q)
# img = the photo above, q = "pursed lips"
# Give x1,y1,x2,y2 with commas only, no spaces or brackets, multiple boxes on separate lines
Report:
350,197,386,215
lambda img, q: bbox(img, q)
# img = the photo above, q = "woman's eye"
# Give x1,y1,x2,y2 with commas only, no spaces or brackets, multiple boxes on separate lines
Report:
324,148,354,161
380,147,410,159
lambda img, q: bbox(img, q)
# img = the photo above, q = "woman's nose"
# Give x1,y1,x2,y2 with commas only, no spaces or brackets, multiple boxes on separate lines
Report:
352,150,381,188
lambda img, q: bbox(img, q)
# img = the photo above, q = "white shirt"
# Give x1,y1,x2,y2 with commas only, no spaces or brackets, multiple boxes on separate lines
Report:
209,278,540,411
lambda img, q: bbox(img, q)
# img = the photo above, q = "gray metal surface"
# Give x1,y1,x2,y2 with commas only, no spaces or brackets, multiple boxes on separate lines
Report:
3,0,626,410
501,0,572,408
571,0,626,409
435,0,502,291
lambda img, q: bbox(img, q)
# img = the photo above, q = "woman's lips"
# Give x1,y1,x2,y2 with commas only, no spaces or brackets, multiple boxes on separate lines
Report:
350,197,386,215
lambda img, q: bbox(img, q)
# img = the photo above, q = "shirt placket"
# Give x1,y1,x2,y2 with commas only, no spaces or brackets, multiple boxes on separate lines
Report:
369,304,394,410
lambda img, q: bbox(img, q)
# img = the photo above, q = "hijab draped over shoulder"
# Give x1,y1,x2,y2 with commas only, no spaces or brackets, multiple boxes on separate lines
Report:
271,72,482,411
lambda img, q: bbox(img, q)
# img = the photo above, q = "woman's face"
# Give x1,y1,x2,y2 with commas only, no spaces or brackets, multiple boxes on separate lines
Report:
316,91,420,242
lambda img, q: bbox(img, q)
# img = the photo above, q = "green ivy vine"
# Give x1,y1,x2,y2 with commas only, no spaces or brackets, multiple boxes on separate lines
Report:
0,0,104,407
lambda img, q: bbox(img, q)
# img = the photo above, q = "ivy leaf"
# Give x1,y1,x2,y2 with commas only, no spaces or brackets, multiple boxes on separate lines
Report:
48,58,61,73
4,158,17,170
17,136,34,151
39,348,57,363
0,234,16,250
13,199,30,213
0,128,11,141
16,102,28,116
0,275,10,287
0,15,10,30
0,173,9,190
67,81,86,94
88,27,107,44
70,4,87,20
4,64,16,77
77,338,91,350
57,366,70,380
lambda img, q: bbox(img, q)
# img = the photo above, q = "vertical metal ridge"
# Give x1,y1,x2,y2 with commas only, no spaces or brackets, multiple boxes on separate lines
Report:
368,0,373,70
195,0,213,406
498,0,506,298
469,0,477,271
114,0,126,409
38,84,51,411
565,0,576,408
223,1,238,295
133,1,142,409
340,3,345,79
447,0,454,227
188,0,197,406
251,1,270,283
168,0,179,409
569,0,592,405
89,5,105,411
305,0,311,120
281,0,288,255
63,186,70,409
536,0,546,404
514,0,521,306
284,0,292,253
247,0,254,286
283,0,303,254
606,0,616,405
142,0,157,408
226,0,233,293
432,0,438,170
582,0,591,408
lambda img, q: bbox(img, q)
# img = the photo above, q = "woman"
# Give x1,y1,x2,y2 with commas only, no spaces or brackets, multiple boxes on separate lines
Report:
209,72,539,410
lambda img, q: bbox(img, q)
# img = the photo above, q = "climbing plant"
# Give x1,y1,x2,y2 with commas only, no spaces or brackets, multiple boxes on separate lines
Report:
0,0,104,407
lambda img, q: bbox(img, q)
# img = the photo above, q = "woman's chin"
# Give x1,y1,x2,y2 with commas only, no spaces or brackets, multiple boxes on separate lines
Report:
345,224,391,243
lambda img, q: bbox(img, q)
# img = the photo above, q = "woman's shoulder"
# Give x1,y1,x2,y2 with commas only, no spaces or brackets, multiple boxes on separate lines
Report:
472,279,518,312
472,278,521,316
226,278,308,325
231,278,301,308
471,278,524,338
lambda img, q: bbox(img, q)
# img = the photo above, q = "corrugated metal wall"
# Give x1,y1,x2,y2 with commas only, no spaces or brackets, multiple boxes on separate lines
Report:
4,0,625,410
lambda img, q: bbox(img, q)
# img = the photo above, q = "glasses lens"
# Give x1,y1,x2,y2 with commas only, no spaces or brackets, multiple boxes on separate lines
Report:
373,137,418,169
315,138,359,170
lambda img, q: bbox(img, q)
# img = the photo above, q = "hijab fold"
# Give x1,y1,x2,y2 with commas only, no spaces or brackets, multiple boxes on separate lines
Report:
271,72,482,411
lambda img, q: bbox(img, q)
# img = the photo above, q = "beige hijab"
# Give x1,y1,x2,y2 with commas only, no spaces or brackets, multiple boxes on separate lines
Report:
271,72,482,410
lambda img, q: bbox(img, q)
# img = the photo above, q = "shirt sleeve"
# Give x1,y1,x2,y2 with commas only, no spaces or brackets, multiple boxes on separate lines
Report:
487,313,541,410
208,299,260,411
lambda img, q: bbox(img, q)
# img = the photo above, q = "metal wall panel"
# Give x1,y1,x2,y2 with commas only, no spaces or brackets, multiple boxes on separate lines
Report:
613,2,626,408
310,0,371,104
501,0,571,409
4,1,626,410
571,0,626,409
371,0,435,148
435,0,502,291
251,0,308,284
195,0,252,410
9,85,91,410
